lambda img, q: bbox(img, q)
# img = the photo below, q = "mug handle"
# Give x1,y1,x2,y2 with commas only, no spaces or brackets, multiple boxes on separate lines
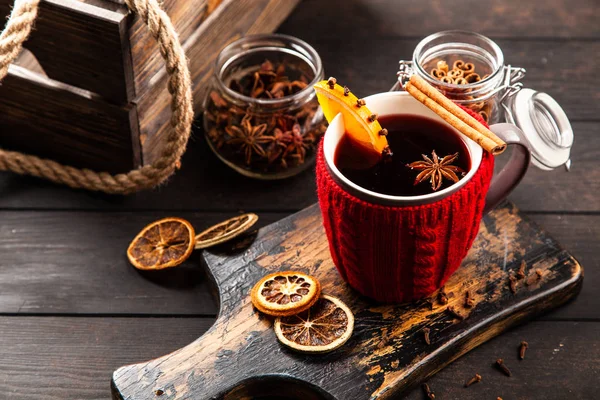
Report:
484,123,532,213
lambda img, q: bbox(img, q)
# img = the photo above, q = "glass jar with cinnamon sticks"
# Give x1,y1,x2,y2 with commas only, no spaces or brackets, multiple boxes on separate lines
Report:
394,30,526,124
203,34,326,179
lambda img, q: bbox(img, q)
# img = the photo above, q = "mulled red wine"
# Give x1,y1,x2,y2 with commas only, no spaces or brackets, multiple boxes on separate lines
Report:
334,114,471,196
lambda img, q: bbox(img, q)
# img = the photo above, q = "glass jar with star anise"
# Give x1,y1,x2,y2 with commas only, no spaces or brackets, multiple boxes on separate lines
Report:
203,34,326,179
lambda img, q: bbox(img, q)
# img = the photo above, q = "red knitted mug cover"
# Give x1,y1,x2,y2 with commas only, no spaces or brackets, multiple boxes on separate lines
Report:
316,109,495,303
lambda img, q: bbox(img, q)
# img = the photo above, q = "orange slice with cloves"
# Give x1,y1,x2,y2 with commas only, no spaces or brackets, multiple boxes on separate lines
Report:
314,77,388,159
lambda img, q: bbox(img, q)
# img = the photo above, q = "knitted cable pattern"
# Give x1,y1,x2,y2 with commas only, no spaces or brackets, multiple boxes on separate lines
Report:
412,222,438,299
0,0,194,194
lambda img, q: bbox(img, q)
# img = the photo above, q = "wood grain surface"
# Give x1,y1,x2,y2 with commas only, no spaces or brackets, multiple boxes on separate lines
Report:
0,65,140,173
0,0,130,103
111,203,582,399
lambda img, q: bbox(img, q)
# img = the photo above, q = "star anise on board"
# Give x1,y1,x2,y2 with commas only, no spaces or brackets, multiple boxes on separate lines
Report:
225,115,272,165
407,150,465,191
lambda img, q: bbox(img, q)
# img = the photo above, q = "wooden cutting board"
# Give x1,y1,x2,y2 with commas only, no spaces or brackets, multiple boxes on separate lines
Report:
111,202,582,400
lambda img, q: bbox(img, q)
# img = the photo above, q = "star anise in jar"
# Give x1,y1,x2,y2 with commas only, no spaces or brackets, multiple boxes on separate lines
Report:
267,127,294,165
269,79,308,98
207,127,225,149
232,59,310,100
225,115,272,165
407,150,465,191
283,123,314,165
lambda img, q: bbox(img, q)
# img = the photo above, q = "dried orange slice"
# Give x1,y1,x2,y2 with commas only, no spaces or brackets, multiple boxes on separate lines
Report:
251,271,321,317
274,295,354,353
314,77,388,157
127,217,195,270
195,213,258,249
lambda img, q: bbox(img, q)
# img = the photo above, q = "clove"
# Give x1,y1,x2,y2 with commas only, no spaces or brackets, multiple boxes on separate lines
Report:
526,269,544,286
421,383,435,399
343,86,350,96
508,274,518,294
536,269,543,279
327,77,336,88
423,327,431,345
379,128,388,136
495,358,512,377
446,306,465,321
368,113,378,122
464,290,475,308
356,98,366,107
517,260,527,279
438,286,449,305
424,298,434,311
464,373,482,388
519,341,529,360
377,329,390,349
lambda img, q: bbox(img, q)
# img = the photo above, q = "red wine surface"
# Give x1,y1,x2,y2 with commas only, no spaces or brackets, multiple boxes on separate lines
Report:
334,114,471,196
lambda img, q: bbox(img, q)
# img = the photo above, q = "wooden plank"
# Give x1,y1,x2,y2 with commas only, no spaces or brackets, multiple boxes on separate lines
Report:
0,318,595,400
111,202,583,399
0,317,215,400
279,0,600,40
139,0,301,165
0,66,140,173
0,0,132,103
0,211,287,315
508,124,600,213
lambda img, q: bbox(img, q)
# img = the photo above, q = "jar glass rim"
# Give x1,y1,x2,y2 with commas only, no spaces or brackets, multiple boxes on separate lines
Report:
413,30,504,90
214,34,323,107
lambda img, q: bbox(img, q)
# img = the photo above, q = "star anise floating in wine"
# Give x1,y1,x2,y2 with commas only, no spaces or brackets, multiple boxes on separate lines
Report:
407,150,465,191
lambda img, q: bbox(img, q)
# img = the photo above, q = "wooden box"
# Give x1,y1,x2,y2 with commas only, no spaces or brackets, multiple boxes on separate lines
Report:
0,0,300,173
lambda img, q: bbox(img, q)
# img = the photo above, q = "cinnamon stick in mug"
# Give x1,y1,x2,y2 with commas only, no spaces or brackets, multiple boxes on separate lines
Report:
405,75,507,155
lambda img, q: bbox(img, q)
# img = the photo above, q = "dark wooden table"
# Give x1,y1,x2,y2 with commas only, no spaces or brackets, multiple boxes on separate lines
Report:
1,0,598,399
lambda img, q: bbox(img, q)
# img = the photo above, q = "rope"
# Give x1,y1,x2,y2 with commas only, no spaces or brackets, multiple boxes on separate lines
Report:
0,0,194,194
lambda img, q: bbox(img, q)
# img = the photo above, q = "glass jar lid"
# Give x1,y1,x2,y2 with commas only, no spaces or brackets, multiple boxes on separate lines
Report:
505,88,573,171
